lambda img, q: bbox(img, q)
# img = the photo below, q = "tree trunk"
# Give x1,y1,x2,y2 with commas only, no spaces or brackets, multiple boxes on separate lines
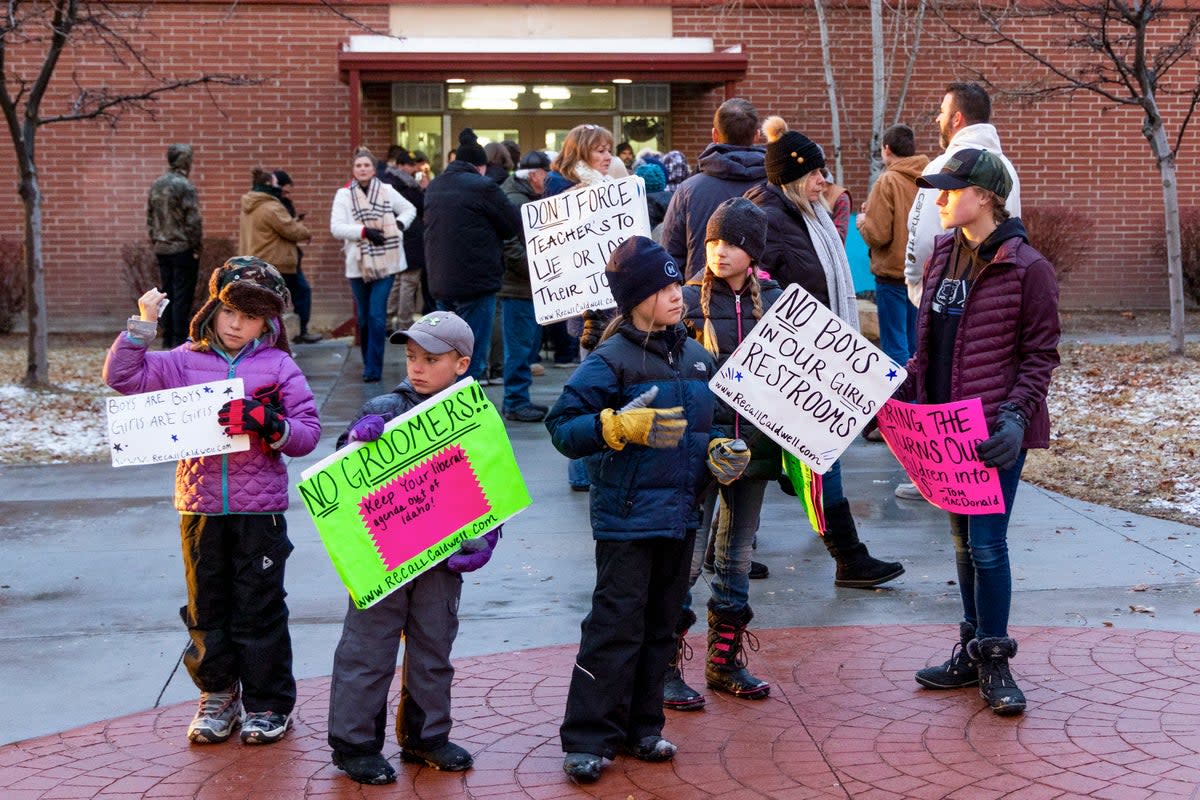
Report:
812,0,843,184
1144,112,1186,355
868,0,886,186
18,153,50,387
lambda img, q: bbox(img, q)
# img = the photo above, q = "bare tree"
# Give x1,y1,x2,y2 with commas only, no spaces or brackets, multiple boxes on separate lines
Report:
813,0,846,183
868,0,928,185
1,1,258,387
940,0,1199,355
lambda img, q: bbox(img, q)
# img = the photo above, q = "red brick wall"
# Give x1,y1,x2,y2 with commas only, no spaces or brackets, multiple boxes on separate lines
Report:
673,3,1200,310
0,2,390,330
1,1,1195,331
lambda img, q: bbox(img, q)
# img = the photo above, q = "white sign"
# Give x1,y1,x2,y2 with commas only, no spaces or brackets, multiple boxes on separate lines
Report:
105,378,250,467
522,175,652,324
708,284,907,474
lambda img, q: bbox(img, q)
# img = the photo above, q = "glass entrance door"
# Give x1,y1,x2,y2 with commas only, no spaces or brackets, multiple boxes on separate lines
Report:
452,113,619,157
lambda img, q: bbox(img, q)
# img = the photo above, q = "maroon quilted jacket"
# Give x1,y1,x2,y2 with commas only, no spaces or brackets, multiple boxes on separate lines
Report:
896,224,1060,449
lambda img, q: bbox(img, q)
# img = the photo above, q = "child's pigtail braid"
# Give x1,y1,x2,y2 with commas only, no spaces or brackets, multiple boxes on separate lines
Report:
699,269,720,357
748,269,765,320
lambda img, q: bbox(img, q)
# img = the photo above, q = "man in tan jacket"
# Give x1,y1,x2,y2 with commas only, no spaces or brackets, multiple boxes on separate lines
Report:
238,168,314,340
856,124,928,366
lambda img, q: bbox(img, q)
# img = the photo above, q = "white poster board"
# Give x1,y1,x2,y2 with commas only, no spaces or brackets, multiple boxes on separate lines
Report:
105,378,250,467
708,284,907,474
522,175,652,324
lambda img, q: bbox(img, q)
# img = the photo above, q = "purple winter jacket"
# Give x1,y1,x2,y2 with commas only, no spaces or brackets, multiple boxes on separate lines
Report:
896,226,1060,449
104,329,321,514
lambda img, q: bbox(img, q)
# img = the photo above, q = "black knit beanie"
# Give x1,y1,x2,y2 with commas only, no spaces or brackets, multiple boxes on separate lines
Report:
765,131,825,186
606,236,683,315
705,197,767,263
455,128,487,167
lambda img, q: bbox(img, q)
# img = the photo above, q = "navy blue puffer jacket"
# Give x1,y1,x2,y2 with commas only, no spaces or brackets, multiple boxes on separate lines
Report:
545,321,717,541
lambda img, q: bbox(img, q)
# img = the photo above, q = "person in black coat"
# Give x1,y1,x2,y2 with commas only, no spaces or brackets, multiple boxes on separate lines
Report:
423,129,522,381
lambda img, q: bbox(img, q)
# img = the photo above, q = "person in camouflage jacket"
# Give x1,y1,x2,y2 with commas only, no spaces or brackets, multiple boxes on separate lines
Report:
147,143,204,348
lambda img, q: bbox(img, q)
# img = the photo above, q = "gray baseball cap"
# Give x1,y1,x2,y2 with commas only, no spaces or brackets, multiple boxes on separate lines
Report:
389,311,474,356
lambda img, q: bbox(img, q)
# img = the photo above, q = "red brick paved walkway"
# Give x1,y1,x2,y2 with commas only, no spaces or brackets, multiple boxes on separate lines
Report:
4,626,1200,799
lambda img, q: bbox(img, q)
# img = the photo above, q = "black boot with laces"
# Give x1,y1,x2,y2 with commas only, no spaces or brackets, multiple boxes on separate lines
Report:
968,636,1026,716
915,622,979,689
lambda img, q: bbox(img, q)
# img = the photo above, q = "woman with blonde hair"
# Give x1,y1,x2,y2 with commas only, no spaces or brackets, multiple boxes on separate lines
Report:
545,124,614,196
743,117,904,589
330,146,417,382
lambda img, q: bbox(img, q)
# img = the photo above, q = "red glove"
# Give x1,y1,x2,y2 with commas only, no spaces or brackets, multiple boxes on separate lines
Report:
218,398,286,445
252,383,283,414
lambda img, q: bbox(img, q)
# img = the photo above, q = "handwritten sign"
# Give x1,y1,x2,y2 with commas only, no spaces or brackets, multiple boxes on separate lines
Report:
522,175,652,324
298,379,531,609
876,397,1004,514
106,378,249,467
709,283,906,474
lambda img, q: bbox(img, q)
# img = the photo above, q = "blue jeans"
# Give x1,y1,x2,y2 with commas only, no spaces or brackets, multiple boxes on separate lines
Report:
568,457,590,489
348,275,395,381
874,281,917,365
697,479,767,615
822,459,846,506
500,298,542,412
436,295,495,381
950,452,1026,639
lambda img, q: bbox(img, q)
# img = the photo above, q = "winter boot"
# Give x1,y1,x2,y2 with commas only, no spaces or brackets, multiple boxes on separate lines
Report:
821,499,905,588
915,622,980,689
705,606,770,700
968,636,1027,716
663,609,705,711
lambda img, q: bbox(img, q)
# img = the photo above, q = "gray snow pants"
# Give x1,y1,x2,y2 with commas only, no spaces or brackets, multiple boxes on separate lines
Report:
327,567,462,757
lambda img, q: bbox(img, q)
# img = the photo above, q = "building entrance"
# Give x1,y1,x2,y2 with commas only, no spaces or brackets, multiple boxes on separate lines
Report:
451,113,618,158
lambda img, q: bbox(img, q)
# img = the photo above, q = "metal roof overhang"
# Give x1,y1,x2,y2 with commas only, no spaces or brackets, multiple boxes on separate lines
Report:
336,49,748,85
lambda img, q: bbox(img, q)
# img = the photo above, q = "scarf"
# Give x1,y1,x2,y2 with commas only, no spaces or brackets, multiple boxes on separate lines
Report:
349,178,401,265
571,163,610,187
802,204,859,330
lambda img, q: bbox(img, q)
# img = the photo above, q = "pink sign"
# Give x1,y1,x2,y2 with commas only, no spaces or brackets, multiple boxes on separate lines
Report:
876,398,1004,515
358,444,491,570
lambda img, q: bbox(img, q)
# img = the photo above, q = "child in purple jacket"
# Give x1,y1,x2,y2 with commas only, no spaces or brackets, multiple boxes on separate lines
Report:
104,256,321,745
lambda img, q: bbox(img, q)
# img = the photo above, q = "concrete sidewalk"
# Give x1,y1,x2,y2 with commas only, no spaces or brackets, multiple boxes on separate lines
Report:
2,337,1199,795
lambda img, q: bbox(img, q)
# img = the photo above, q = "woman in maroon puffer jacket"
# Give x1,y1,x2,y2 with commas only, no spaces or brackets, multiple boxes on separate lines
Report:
896,149,1059,718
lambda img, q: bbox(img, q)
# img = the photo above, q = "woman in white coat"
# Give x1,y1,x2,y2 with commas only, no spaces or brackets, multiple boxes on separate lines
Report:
331,147,417,382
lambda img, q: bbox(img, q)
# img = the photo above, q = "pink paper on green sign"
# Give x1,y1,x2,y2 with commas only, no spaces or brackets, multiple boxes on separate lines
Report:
876,397,1004,515
359,445,490,571
297,379,532,609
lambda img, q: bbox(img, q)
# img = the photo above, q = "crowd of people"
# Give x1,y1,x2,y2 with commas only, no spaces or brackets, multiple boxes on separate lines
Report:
127,81,1058,787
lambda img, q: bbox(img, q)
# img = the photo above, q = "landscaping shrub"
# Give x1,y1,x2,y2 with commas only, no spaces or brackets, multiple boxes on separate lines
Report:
0,236,27,334
1021,206,1093,283
120,236,237,311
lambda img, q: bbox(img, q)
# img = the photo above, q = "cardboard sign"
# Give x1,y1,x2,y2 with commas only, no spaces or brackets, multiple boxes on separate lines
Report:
522,175,652,324
708,283,906,474
106,378,249,467
298,379,531,609
876,397,1004,514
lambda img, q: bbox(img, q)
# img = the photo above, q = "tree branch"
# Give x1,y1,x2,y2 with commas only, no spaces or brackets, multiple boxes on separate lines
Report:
35,74,263,126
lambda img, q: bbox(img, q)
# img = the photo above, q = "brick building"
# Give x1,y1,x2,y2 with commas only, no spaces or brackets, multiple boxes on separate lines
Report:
1,0,1196,331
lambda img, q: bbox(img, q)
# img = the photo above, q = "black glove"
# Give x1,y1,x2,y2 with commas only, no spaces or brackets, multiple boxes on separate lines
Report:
363,227,387,246
976,405,1026,471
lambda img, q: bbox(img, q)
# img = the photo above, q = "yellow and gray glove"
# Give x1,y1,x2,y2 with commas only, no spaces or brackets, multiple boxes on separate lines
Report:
707,437,750,484
599,386,688,450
